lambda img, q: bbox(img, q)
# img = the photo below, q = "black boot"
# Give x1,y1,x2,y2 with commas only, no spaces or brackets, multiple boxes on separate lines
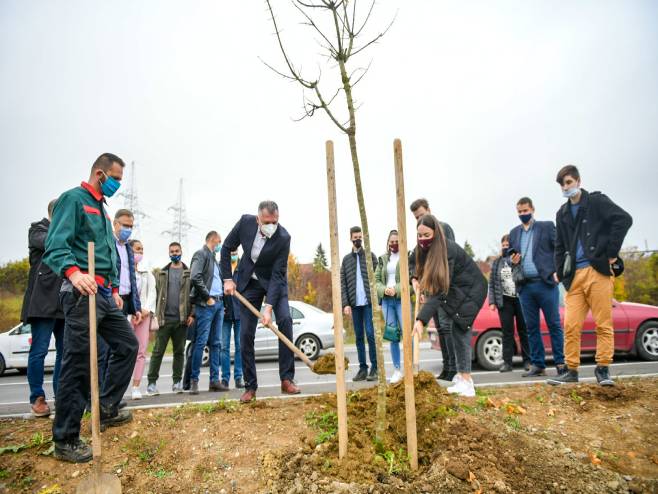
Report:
499,363,513,373
235,378,245,389
54,438,93,463
100,404,133,431
594,366,614,386
190,380,199,395
522,365,547,378
353,368,367,382
366,367,378,381
547,368,579,386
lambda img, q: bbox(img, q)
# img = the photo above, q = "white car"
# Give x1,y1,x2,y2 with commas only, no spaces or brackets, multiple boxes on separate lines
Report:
198,300,342,365
0,323,56,375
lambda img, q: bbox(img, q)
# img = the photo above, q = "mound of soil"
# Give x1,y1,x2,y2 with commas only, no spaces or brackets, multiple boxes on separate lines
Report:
313,353,350,375
262,372,651,493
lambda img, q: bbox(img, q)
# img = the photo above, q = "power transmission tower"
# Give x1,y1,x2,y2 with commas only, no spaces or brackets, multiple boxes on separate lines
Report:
162,178,193,244
117,160,147,234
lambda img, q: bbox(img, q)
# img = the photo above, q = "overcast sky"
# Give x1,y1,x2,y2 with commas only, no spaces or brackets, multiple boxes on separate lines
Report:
1,0,657,270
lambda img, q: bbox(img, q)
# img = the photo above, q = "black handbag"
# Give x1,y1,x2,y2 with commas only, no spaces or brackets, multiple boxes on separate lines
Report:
563,210,584,280
611,257,624,277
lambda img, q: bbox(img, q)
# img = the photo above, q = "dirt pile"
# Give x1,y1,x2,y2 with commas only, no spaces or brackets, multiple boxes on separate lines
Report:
313,353,349,375
262,372,646,493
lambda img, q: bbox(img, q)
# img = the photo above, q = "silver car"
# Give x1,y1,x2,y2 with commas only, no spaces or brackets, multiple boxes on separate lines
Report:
199,300,339,365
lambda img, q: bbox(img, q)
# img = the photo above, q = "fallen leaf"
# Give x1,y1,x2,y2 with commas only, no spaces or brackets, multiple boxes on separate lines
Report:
627,451,638,459
468,471,477,482
589,452,602,465
547,408,556,417
505,404,527,415
485,397,499,409
650,455,658,465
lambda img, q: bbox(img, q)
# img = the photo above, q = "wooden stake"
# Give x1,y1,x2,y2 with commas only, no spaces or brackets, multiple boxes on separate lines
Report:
88,242,102,491
325,140,349,459
413,294,420,375
394,139,418,470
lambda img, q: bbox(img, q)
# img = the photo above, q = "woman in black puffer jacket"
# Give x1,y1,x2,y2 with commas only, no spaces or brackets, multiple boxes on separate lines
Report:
413,215,487,397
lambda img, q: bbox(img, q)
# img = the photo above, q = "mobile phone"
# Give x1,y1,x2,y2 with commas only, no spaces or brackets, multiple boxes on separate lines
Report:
507,248,518,257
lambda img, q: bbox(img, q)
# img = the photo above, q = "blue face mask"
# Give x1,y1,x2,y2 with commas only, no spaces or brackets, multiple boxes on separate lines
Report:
562,187,580,198
118,227,132,242
519,213,533,224
214,243,222,253
101,172,121,198
170,255,182,263
231,255,238,262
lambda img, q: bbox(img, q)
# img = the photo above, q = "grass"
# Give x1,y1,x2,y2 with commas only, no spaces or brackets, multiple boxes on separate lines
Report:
505,415,522,430
0,294,22,331
305,411,338,445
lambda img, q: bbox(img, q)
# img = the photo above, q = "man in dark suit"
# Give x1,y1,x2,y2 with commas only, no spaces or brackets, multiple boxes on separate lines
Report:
221,200,299,403
509,197,566,378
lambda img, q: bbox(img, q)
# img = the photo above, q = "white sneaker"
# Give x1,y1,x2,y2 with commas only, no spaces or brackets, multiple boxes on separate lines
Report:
447,374,464,394
146,383,159,396
390,370,403,384
131,387,142,400
447,375,476,397
172,381,184,394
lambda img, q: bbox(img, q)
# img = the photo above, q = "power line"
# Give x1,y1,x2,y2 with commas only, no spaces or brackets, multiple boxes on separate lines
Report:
162,178,193,244
117,160,147,234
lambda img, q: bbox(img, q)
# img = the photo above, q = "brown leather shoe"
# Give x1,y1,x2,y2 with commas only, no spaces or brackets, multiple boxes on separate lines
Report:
281,380,301,395
31,396,51,417
240,390,256,403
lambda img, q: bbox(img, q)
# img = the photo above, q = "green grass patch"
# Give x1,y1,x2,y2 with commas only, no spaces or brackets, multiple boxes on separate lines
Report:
305,411,338,445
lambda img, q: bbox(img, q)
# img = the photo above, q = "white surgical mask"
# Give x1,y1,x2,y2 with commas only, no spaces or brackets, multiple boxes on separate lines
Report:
562,186,580,198
261,223,278,238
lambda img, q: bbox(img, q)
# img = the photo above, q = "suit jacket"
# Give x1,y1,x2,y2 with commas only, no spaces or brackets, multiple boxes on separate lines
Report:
190,246,221,306
509,220,558,286
220,214,291,308
116,240,141,315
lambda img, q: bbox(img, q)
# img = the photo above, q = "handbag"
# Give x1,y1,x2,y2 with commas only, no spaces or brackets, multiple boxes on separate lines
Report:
382,302,401,343
562,210,584,280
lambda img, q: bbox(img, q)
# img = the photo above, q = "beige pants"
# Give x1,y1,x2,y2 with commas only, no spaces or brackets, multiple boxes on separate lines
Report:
564,266,615,369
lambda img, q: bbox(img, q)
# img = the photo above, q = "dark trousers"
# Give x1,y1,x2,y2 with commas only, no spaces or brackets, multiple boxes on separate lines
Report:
351,304,377,370
518,280,565,369
97,294,132,393
183,322,196,390
498,296,531,366
27,318,64,404
240,278,295,391
434,307,457,373
147,320,187,385
53,290,138,442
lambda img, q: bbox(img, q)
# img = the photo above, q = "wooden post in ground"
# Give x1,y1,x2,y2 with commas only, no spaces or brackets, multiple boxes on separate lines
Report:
394,138,418,470
325,140,348,459
413,299,420,375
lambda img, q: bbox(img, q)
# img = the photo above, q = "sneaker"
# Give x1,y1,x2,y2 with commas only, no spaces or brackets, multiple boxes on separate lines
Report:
523,360,532,371
366,367,378,381
499,363,513,373
172,381,184,394
556,364,568,376
100,408,133,432
131,387,142,400
190,380,199,395
235,378,245,389
209,381,229,392
594,366,615,387
447,374,464,393
146,383,159,396
54,438,92,463
547,368,579,386
353,368,367,382
447,375,476,397
522,366,547,378
390,370,403,384
31,396,51,417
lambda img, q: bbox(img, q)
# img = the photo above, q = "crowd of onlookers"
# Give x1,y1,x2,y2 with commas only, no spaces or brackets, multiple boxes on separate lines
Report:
19,153,631,462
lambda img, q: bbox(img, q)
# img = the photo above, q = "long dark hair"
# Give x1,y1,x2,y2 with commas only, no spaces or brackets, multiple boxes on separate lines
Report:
416,215,450,295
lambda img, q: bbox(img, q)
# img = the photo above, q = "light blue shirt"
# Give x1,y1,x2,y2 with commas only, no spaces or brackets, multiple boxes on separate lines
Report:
520,224,539,279
209,262,223,297
355,253,368,307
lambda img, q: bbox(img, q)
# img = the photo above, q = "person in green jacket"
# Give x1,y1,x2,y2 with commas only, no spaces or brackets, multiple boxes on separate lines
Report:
43,153,138,464
375,230,409,384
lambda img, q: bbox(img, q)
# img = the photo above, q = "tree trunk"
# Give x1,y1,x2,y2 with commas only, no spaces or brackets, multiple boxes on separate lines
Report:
338,57,388,440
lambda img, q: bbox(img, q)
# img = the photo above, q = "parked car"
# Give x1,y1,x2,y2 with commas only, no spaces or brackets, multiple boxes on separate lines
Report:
0,323,56,376
428,286,658,370
197,300,342,366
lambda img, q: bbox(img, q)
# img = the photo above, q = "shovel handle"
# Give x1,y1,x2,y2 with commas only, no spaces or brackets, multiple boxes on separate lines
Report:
413,290,420,375
87,242,102,482
232,290,315,370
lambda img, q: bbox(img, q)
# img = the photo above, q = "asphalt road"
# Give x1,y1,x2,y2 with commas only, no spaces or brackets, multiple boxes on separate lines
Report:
1,344,657,418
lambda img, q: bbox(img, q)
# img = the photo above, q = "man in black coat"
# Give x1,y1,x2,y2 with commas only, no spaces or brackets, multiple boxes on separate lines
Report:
548,165,632,386
21,200,64,417
221,201,299,402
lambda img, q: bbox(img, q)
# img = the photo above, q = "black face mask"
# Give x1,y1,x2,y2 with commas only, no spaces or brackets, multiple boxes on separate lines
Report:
502,248,509,257
352,239,362,249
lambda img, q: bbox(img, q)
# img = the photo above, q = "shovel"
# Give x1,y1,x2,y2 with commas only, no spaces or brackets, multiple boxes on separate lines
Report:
76,242,122,494
413,290,420,375
232,291,345,375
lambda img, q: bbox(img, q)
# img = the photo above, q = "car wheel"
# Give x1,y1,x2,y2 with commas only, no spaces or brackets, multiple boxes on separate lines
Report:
296,334,321,361
476,330,504,371
202,345,210,367
635,322,658,361
0,354,5,376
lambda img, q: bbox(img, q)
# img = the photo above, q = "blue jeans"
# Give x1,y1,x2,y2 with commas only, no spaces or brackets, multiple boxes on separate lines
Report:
352,304,377,370
221,318,242,383
382,297,402,370
27,318,64,404
518,281,565,368
191,301,224,382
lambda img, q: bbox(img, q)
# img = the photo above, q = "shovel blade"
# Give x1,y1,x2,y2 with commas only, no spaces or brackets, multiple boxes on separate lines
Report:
76,473,122,494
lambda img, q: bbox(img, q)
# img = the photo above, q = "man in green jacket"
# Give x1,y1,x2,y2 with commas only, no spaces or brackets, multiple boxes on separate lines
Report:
43,153,138,463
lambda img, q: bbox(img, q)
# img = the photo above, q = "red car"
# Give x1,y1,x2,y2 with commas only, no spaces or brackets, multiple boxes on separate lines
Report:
428,287,658,370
